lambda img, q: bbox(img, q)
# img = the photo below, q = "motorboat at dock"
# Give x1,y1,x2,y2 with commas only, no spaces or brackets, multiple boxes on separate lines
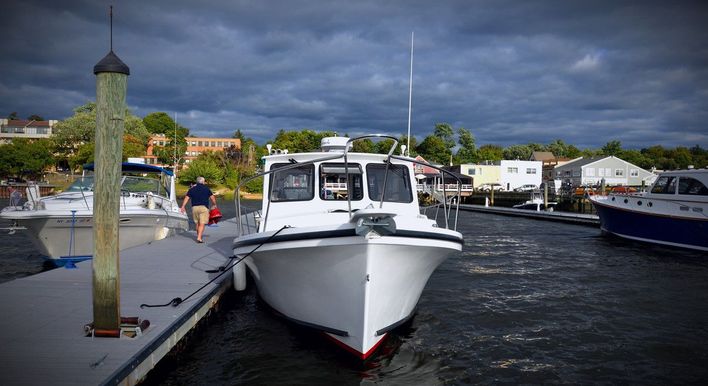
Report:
0,162,188,265
589,169,708,251
512,191,557,211
232,135,464,359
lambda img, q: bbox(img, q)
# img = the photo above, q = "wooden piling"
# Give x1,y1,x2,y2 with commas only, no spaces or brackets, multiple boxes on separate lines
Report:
543,183,548,210
92,49,129,331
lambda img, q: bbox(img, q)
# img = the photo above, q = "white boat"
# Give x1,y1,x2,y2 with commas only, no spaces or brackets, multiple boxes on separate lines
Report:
232,135,464,359
512,191,557,211
0,162,188,265
589,169,708,251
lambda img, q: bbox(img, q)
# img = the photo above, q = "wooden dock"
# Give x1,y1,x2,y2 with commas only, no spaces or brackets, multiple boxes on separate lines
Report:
458,204,600,226
0,218,238,385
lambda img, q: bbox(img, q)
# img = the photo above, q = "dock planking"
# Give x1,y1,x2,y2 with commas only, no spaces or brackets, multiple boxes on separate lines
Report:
0,218,238,385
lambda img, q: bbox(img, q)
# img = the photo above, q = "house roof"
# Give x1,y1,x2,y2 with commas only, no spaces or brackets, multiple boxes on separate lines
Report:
4,119,51,127
529,151,555,161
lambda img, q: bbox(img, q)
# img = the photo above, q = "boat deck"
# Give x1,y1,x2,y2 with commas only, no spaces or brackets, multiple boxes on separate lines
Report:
0,218,238,385
458,204,600,226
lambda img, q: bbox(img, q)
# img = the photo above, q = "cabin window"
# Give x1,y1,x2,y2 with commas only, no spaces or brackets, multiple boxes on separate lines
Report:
270,163,315,202
651,176,677,194
319,163,363,201
366,164,413,203
678,177,708,196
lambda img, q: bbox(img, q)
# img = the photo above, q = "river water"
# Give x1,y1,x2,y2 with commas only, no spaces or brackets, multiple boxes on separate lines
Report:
1,198,707,384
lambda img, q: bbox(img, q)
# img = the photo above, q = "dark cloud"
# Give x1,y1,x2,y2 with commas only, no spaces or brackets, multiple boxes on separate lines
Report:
1,0,706,149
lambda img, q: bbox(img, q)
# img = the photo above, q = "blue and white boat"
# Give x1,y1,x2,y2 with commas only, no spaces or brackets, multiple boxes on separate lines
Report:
0,162,188,264
589,169,708,251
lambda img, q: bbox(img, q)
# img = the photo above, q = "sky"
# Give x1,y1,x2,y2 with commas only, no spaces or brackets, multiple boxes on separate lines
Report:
1,0,707,149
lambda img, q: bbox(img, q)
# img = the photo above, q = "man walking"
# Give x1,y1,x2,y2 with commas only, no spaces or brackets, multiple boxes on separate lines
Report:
180,176,217,243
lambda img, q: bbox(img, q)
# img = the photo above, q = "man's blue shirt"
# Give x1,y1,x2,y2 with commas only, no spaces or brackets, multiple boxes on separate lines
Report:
187,184,213,207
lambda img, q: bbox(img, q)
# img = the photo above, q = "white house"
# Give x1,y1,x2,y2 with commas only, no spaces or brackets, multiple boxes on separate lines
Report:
499,160,542,191
554,156,655,186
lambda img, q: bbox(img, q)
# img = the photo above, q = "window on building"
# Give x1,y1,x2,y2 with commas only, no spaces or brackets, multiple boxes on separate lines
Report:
507,167,518,173
615,169,624,177
586,168,594,177
678,177,708,195
191,141,196,146
467,168,476,175
630,169,638,177
211,141,216,147
270,163,315,202
198,141,203,147
526,168,537,174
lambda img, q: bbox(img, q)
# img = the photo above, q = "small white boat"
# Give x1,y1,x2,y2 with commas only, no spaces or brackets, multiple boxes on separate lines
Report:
232,135,464,359
513,191,557,211
0,162,188,265
589,169,708,251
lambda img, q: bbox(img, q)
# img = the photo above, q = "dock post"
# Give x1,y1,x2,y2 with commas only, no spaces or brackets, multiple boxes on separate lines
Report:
544,183,548,210
490,188,494,206
91,10,130,332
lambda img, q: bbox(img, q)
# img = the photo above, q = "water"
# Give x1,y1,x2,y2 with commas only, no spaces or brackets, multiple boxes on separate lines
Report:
2,198,707,384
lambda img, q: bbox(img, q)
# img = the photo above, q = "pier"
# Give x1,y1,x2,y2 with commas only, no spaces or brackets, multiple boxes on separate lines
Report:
0,218,238,385
458,204,600,226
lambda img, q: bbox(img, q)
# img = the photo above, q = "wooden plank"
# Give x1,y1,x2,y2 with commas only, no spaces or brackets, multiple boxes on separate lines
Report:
0,218,238,385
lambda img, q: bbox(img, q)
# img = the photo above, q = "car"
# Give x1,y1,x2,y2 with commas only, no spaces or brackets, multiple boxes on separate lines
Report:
478,183,504,192
513,184,538,192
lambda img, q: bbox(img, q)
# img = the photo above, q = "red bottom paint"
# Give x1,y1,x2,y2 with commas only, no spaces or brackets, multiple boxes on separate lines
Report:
325,332,389,360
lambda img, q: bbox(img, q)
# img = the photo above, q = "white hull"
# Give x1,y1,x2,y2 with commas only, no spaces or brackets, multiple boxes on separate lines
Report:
5,210,187,259
234,229,461,358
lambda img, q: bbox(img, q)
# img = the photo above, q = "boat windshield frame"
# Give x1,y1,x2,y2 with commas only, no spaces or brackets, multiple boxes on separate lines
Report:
235,134,462,236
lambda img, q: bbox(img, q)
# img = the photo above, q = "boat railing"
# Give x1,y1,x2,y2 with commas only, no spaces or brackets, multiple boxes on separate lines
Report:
234,134,462,236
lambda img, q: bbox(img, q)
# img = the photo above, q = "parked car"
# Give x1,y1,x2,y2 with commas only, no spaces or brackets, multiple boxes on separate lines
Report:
513,184,538,192
478,183,504,192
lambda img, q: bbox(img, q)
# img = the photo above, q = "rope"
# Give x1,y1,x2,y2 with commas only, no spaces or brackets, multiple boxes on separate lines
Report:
140,225,290,309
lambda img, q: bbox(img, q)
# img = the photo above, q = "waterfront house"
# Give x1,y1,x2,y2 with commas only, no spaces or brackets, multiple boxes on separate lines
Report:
500,160,542,191
455,162,500,189
554,156,655,187
0,119,58,144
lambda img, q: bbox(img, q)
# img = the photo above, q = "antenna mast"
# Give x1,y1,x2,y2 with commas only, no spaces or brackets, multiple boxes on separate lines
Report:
174,112,177,176
406,31,414,157
109,5,113,51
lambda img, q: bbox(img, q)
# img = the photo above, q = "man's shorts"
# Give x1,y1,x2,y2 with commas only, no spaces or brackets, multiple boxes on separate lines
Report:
192,205,209,224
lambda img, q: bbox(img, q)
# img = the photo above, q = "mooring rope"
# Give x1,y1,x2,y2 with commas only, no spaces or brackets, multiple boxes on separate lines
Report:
140,225,290,309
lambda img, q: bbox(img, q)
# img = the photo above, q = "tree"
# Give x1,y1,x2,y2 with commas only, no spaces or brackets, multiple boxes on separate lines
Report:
456,128,477,163
0,138,54,179
52,102,150,171
270,129,337,153
7,112,18,120
416,135,450,164
477,144,504,161
503,144,531,161
601,140,623,156
27,114,44,121
434,123,455,150
143,112,189,137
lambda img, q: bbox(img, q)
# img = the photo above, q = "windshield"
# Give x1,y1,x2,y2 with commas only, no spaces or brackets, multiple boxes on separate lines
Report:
66,176,94,191
65,175,167,196
366,163,413,203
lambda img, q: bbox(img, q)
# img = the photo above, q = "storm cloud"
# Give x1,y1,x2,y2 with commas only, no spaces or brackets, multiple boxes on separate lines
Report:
1,0,706,148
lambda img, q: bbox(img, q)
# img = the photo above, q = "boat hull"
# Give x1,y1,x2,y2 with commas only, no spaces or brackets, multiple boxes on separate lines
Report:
6,211,188,261
591,199,708,251
234,232,461,358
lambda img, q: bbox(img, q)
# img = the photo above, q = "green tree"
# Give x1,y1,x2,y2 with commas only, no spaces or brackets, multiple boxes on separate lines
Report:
7,112,18,120
52,102,150,171
27,114,44,121
416,135,450,164
503,144,531,161
0,138,54,179
433,123,455,150
601,140,623,156
143,112,189,137
179,157,224,185
456,128,477,163
477,144,504,161
270,129,338,153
